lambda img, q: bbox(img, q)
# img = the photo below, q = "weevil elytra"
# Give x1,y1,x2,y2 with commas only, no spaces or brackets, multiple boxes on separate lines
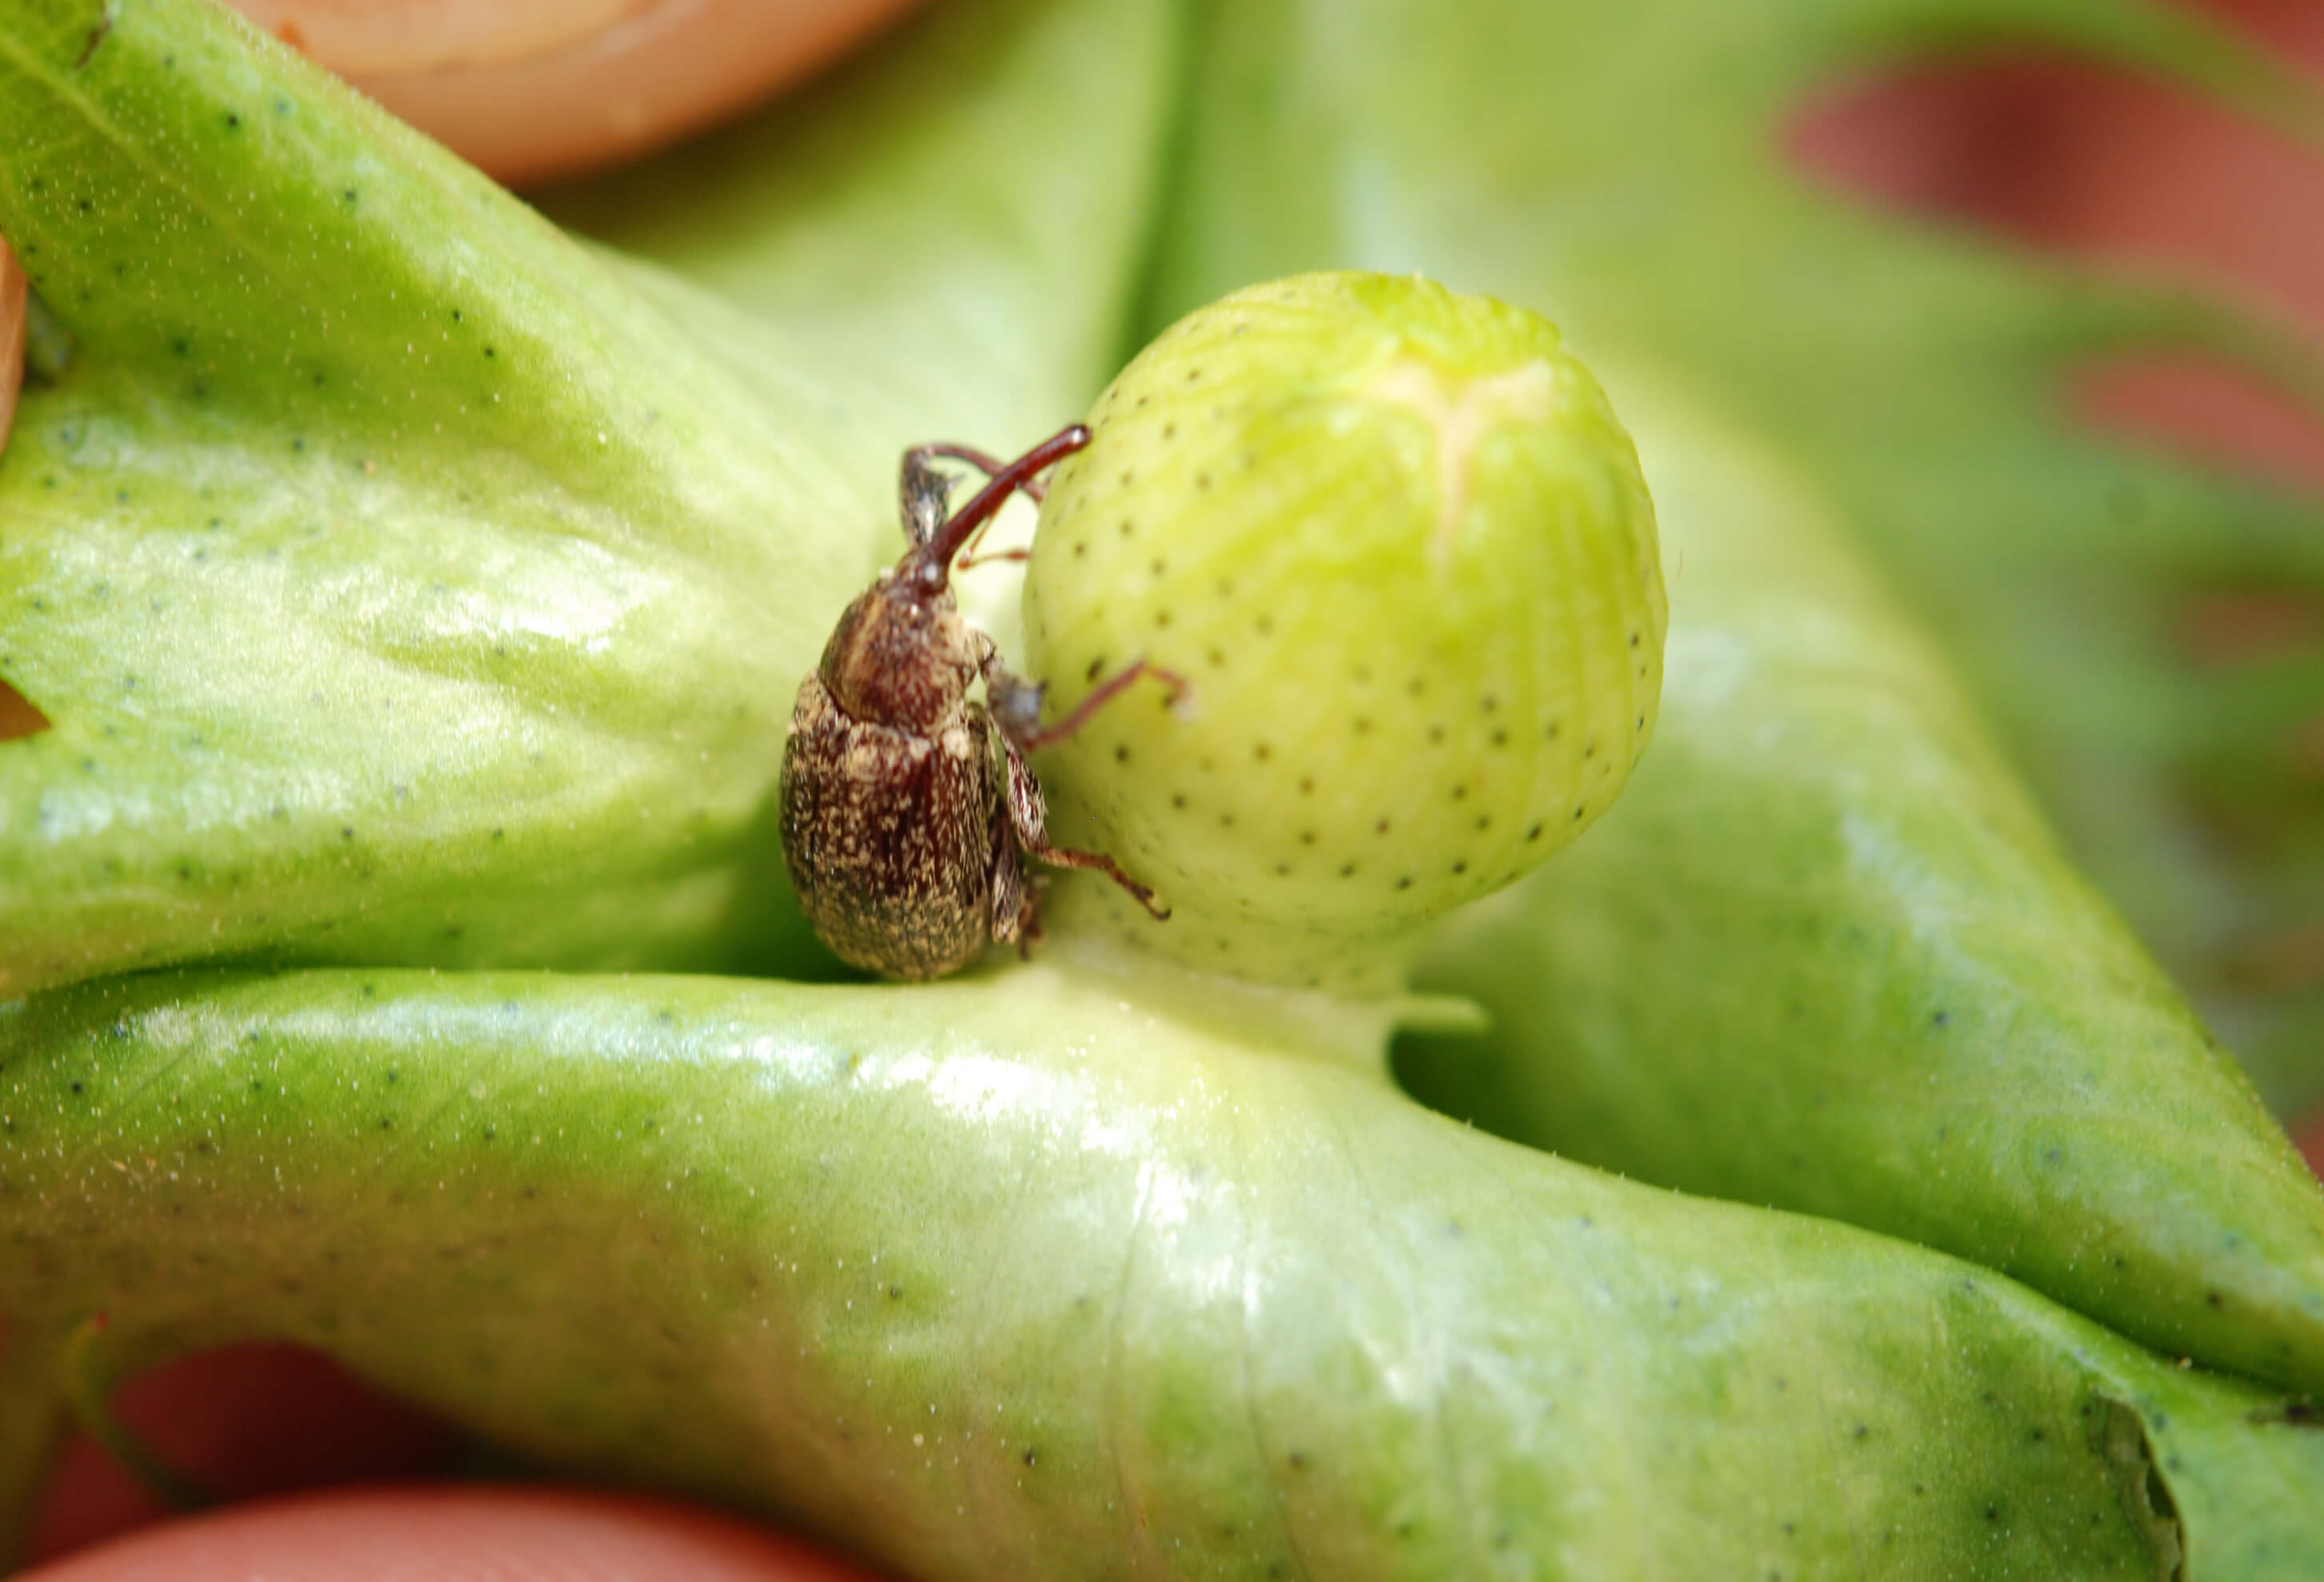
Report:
778,425,1183,980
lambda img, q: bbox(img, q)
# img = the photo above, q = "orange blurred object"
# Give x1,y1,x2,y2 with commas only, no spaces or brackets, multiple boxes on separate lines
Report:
230,0,929,186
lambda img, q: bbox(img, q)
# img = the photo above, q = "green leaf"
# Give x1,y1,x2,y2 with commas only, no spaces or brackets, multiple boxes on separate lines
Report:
0,0,1176,993
2,967,2319,1578
1407,375,2324,1391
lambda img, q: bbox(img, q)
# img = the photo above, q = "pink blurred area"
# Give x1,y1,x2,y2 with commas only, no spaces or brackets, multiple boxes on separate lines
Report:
22,1345,460,1566
231,0,930,186
14,1344,895,1579
25,1485,886,1582
1791,0,2324,491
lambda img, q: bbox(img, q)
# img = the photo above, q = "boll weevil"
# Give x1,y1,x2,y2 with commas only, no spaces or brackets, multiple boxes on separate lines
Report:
778,425,1182,980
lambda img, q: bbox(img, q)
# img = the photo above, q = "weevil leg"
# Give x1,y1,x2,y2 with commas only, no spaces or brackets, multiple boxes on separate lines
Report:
988,654,1191,757
977,638,1049,746
955,544,1032,572
1020,874,1050,948
908,442,1037,496
984,710,1049,952
989,808,1029,946
997,729,1170,921
1007,865,1051,959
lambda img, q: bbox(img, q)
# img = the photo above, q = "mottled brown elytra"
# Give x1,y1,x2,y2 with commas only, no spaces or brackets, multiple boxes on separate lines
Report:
779,426,1184,979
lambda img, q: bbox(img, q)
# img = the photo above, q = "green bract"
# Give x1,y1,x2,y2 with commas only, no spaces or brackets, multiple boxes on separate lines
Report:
0,0,866,992
1025,272,1665,988
1,0,2321,1576
1407,380,2324,1392
2,968,2320,1581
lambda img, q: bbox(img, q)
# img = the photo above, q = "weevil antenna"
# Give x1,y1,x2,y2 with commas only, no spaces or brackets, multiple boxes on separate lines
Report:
917,424,1091,584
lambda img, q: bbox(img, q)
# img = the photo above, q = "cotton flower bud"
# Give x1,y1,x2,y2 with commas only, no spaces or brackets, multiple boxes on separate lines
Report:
1022,272,1665,988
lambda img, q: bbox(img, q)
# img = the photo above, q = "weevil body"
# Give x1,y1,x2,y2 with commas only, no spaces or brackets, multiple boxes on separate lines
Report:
779,426,1176,980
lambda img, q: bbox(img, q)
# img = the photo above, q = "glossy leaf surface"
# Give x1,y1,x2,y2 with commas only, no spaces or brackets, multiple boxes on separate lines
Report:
2,968,2319,1580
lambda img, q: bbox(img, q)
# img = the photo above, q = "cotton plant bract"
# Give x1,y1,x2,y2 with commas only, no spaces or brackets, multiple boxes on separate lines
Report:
1,0,2321,1579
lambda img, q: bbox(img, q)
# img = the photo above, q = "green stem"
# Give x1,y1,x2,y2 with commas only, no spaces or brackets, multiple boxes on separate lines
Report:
0,1324,70,1569
58,1316,209,1514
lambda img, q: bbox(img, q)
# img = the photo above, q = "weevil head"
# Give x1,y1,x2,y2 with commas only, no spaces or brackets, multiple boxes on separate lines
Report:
900,541,956,598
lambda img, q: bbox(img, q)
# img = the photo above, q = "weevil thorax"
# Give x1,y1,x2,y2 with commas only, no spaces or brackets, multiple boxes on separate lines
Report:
818,547,977,733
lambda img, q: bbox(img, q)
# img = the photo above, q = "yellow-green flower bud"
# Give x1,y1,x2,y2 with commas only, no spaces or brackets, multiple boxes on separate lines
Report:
1023,272,1665,987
